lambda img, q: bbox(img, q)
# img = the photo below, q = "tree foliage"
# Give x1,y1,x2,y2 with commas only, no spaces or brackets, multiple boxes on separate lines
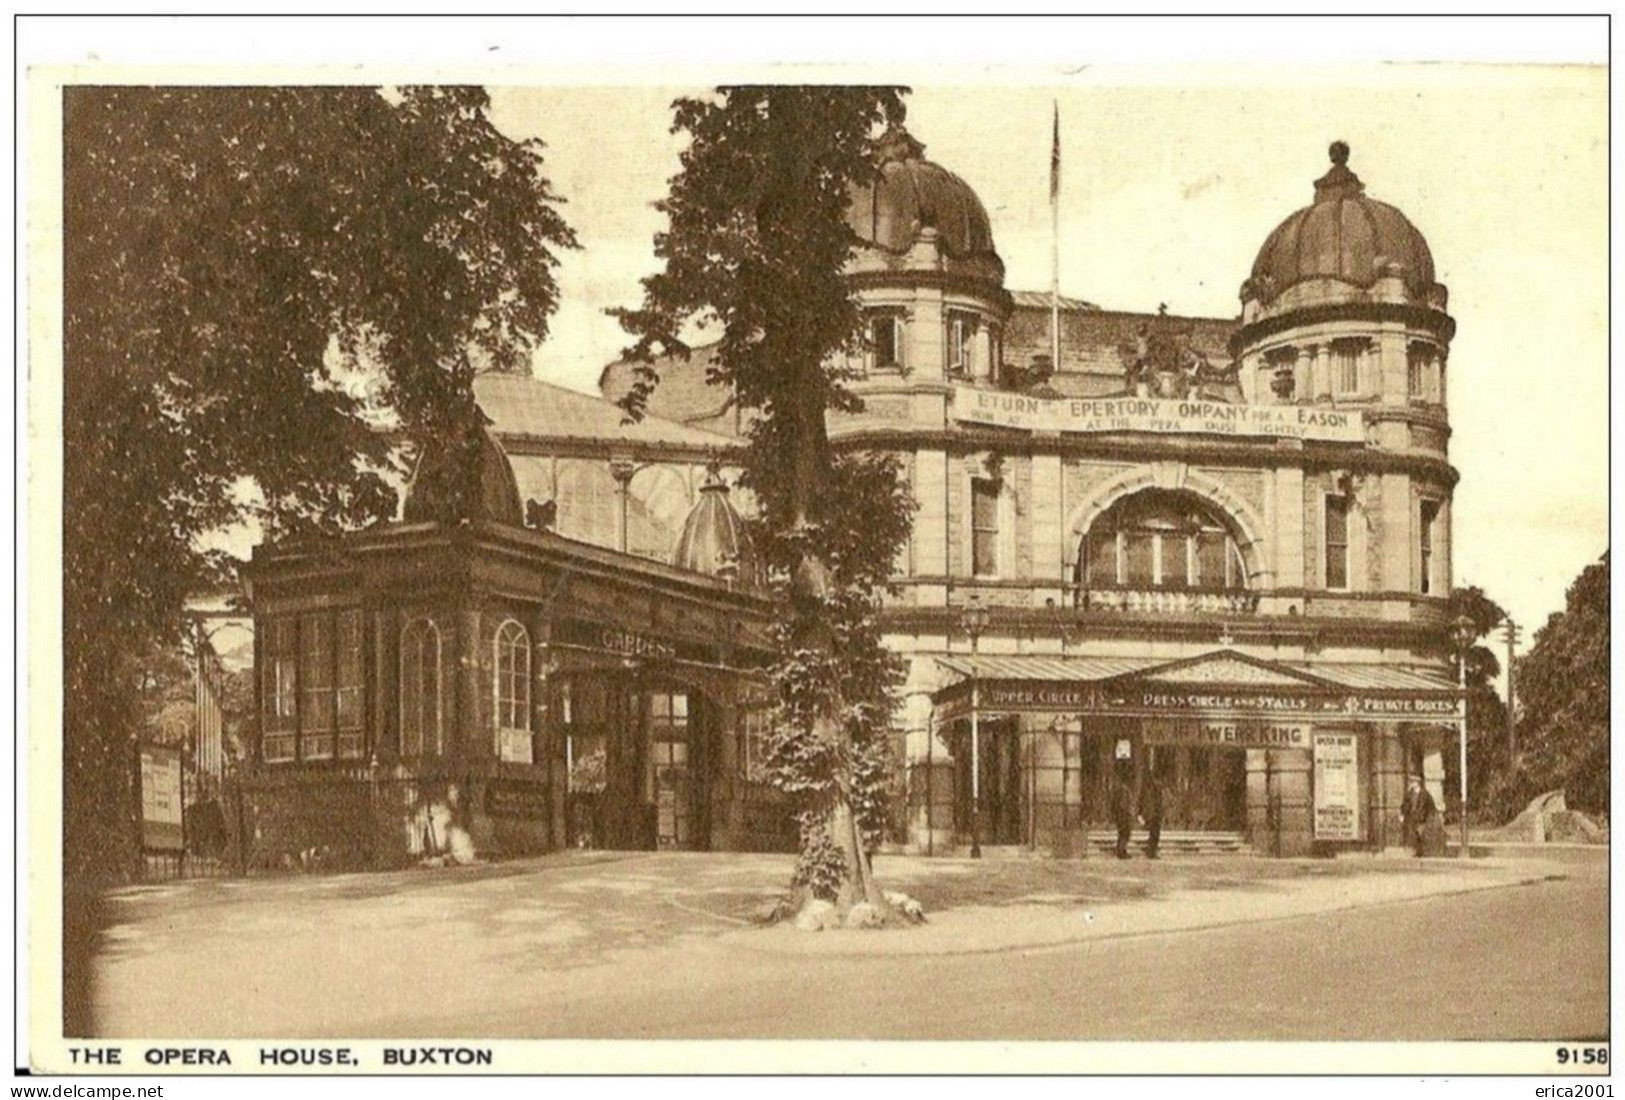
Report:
62,86,575,880
614,86,914,907
1444,586,1511,814
1493,553,1610,816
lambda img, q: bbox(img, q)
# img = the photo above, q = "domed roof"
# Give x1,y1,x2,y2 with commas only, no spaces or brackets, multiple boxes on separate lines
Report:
1244,142,1439,306
401,419,524,527
671,470,760,586
846,124,999,261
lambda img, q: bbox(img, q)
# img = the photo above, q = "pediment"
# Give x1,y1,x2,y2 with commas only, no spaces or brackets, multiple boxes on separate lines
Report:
1131,650,1333,689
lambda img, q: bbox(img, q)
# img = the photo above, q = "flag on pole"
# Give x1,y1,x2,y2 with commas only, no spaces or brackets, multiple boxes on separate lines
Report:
1050,101,1061,202
1049,101,1061,374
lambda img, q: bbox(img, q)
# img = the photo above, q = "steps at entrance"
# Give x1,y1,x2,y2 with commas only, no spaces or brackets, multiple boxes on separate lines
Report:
1086,829,1249,856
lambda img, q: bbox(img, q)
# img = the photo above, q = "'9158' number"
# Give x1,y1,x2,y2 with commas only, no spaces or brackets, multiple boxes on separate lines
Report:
1556,1047,1608,1066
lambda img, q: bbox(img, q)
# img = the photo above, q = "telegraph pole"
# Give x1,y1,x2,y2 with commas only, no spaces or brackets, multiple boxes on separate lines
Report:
1502,618,1522,755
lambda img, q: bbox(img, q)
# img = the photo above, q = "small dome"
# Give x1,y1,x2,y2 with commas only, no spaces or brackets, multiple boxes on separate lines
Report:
402,420,524,527
671,471,760,586
846,124,1000,263
1243,142,1440,306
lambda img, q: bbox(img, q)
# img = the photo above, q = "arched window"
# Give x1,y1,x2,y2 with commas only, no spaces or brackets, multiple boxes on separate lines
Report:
627,465,693,562
399,618,443,757
1081,490,1247,592
493,619,532,764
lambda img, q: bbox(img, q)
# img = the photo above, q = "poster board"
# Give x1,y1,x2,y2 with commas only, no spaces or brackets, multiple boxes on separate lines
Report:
139,743,185,851
1312,732,1360,841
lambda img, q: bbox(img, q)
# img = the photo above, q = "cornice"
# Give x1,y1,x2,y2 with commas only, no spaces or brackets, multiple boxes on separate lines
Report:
1231,301,1456,356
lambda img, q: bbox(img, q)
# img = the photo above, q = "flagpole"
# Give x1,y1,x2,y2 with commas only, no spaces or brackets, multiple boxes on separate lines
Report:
1050,101,1061,373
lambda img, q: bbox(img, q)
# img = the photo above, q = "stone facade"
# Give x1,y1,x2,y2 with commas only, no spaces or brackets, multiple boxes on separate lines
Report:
253,131,1466,862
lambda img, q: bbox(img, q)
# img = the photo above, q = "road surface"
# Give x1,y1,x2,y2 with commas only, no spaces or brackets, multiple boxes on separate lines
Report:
389,851,1606,1041
88,849,1606,1041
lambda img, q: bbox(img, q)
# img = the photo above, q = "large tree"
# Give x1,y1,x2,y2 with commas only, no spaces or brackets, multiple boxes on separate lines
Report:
62,86,576,883
1497,552,1610,816
615,86,914,915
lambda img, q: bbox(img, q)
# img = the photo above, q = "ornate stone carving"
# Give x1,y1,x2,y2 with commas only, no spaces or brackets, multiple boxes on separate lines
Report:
1119,304,1240,401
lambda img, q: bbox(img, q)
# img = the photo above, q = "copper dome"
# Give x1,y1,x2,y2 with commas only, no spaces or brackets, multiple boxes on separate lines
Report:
670,470,760,586
846,124,999,261
401,419,524,527
1243,142,1439,305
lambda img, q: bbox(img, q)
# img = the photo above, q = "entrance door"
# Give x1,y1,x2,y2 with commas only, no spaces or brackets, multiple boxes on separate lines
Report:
950,717,1024,845
1150,745,1247,830
648,691,691,849
980,720,1023,845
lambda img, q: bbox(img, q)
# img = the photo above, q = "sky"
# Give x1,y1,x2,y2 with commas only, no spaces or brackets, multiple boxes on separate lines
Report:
485,65,1607,638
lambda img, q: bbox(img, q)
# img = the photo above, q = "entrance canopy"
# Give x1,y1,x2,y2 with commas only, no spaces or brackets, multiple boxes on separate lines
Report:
932,649,1460,726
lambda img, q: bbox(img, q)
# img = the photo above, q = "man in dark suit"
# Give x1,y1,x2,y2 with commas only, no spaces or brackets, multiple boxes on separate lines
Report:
1111,769,1135,859
1139,770,1165,859
1400,776,1437,857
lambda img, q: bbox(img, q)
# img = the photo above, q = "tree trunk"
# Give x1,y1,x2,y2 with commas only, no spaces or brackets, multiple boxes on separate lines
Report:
787,383,889,916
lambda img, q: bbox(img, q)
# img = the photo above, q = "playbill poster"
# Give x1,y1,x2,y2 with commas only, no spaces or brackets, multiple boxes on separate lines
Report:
16,14,1612,1089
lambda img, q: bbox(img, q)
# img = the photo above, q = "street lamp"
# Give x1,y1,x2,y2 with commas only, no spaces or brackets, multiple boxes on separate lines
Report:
961,596,991,859
1451,613,1477,860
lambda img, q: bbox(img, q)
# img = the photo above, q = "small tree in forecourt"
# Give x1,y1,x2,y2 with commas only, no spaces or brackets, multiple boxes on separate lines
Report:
614,86,915,917
63,86,577,888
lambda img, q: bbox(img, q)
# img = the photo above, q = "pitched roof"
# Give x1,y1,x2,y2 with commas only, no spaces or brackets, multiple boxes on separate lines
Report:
474,372,736,450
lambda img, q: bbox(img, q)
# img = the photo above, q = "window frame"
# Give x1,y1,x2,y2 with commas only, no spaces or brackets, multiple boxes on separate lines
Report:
1418,498,1442,595
970,476,1001,578
1330,339,1362,398
946,310,978,378
867,310,905,373
1081,492,1249,594
261,618,299,764
399,617,444,758
1324,493,1351,591
492,618,533,764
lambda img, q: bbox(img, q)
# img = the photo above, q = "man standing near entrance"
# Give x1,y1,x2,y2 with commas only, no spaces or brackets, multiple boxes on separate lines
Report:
1111,764,1135,859
1139,770,1164,859
1400,775,1437,857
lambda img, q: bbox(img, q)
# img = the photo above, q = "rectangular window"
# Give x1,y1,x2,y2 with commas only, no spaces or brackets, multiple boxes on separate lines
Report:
1419,499,1441,595
1086,528,1117,587
1408,351,1427,399
261,618,298,763
1124,531,1155,587
947,312,976,377
971,478,1000,577
299,614,335,760
870,313,903,372
1332,343,1361,396
335,610,364,759
1325,495,1350,590
1158,533,1188,588
1196,531,1227,589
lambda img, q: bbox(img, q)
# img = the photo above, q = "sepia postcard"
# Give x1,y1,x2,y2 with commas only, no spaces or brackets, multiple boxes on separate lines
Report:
17,13,1613,1086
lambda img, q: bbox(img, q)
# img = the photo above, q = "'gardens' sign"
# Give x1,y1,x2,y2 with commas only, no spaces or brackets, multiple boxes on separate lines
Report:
951,386,1366,444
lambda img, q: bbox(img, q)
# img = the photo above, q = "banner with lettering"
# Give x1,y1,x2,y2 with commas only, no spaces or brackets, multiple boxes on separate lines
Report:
951,385,1366,443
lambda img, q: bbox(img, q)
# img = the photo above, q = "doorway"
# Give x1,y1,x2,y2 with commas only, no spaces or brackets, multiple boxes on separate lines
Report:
1143,745,1247,830
951,716,1023,845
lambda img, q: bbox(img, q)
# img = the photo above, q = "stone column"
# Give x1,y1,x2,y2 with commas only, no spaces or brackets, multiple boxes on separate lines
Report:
914,449,949,606
1274,465,1306,589
1380,471,1412,592
1031,453,1064,600
609,457,637,554
457,606,482,761
1311,344,1332,402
